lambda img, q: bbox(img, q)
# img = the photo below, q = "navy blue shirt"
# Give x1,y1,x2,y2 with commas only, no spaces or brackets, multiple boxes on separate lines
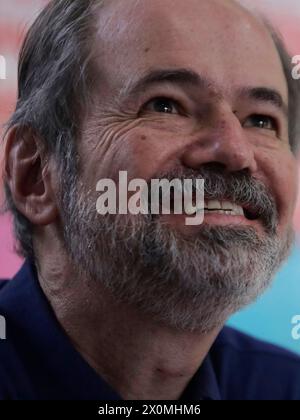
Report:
0,260,300,400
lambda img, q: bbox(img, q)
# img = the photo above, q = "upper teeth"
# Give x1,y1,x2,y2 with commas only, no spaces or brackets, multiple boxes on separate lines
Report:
185,200,244,216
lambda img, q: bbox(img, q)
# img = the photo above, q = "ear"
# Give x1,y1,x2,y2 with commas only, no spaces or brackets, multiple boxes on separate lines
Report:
4,126,59,225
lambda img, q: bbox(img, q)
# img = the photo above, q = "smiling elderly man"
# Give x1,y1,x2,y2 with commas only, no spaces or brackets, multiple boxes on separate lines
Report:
0,0,300,401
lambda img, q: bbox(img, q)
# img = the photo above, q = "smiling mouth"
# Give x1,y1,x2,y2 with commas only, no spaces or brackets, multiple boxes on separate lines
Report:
183,198,260,221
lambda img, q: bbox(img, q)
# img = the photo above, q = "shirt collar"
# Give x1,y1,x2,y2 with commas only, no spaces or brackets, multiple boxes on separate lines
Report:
2,259,121,399
4,259,221,400
180,354,221,400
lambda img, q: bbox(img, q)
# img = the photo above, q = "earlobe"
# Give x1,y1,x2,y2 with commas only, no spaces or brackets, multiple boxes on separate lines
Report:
4,126,59,226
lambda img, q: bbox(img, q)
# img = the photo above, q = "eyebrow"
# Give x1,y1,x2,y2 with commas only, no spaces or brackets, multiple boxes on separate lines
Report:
239,87,288,118
121,68,288,118
121,68,213,98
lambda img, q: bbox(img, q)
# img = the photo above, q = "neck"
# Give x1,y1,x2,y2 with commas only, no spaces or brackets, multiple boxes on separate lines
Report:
36,249,222,400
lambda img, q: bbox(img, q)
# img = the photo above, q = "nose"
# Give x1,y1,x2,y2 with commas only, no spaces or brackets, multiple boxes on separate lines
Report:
181,110,258,174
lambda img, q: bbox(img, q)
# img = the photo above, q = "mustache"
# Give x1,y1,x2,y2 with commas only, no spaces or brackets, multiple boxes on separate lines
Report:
149,164,278,234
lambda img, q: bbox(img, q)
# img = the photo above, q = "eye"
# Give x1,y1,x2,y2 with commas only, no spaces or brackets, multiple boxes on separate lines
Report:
141,97,182,115
243,114,278,132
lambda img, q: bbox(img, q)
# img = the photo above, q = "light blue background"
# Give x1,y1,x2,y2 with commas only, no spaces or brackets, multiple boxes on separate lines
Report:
228,244,300,355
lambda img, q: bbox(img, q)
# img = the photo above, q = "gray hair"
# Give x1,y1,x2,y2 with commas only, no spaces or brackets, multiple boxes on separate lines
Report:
1,0,300,260
2,0,103,259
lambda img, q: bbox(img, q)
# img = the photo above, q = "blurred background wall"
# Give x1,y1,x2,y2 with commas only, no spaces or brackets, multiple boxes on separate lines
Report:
0,0,300,354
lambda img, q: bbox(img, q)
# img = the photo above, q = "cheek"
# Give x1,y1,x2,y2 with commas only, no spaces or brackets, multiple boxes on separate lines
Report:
79,122,186,189
277,160,298,217
105,128,186,181
258,150,299,226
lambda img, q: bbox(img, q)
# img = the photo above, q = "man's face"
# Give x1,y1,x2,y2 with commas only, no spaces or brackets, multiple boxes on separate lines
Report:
60,0,298,332
80,0,298,238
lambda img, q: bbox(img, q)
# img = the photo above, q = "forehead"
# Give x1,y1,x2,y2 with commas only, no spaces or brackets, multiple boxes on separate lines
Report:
95,0,287,101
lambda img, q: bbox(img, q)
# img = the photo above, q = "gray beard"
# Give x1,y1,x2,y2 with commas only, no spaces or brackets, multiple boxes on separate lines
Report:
59,184,294,334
